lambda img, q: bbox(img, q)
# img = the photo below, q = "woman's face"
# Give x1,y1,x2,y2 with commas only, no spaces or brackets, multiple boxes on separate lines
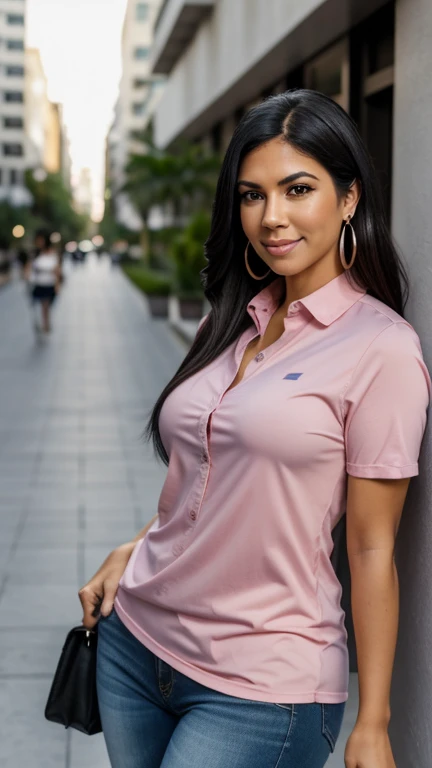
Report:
237,137,359,284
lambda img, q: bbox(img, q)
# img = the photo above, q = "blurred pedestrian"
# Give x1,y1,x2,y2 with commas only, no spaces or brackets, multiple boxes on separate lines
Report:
78,90,430,768
25,229,62,334
16,248,29,278
71,247,85,265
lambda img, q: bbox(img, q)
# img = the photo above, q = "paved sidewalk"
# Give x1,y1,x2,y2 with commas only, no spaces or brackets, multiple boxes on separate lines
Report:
0,255,356,766
0,256,187,767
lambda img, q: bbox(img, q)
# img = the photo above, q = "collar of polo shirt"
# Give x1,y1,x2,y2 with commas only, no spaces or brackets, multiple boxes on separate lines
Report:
247,272,366,328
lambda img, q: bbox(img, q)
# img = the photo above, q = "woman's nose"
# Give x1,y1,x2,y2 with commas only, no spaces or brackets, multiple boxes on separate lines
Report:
261,197,288,229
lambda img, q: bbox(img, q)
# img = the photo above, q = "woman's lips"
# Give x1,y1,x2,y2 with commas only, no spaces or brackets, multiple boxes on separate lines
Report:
263,238,303,257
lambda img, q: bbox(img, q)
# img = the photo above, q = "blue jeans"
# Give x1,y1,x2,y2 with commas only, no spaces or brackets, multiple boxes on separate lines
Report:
97,610,345,768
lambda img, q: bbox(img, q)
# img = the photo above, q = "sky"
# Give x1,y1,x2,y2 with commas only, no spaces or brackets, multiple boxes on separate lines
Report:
26,0,129,221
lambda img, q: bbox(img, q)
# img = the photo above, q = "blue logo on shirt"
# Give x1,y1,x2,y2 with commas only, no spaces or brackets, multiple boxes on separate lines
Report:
283,373,303,380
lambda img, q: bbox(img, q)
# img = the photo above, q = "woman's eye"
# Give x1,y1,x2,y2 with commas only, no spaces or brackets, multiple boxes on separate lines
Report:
241,191,262,202
289,185,311,196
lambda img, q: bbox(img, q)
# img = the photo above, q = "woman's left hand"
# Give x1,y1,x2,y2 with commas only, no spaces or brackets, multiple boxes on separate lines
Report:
344,723,396,767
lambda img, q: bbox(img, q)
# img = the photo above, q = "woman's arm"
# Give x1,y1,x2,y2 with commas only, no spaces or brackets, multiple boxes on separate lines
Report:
347,475,409,726
54,259,62,292
79,513,159,627
131,514,158,543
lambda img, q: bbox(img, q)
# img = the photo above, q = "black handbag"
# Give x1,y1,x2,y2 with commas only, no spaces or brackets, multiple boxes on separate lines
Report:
45,624,102,735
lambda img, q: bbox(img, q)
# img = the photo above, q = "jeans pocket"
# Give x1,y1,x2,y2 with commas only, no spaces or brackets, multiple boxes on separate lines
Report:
98,608,120,629
320,703,345,753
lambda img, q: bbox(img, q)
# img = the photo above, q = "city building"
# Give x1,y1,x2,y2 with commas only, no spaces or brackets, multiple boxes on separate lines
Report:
25,48,72,187
0,0,30,205
107,0,165,230
44,100,61,175
42,100,60,175
149,1,432,765
57,103,72,190
151,0,399,219
25,47,51,170
74,167,93,218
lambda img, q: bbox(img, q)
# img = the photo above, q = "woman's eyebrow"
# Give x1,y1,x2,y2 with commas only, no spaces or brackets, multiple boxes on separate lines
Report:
237,171,319,189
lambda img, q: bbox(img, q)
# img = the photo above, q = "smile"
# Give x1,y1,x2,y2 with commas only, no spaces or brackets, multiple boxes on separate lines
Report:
262,238,303,257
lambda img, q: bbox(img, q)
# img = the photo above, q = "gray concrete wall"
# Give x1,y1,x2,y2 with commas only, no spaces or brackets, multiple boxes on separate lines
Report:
390,0,432,764
154,0,324,147
153,0,388,148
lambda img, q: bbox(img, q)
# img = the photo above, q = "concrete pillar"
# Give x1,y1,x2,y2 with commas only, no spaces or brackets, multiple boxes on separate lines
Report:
390,1,432,765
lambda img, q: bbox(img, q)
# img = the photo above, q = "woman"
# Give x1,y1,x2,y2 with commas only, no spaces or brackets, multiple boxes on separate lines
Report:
27,230,61,333
79,90,430,768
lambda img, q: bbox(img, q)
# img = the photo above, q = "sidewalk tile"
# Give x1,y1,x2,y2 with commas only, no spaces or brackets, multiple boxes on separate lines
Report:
7,548,78,585
0,680,67,767
70,731,109,768
0,627,68,675
0,584,81,627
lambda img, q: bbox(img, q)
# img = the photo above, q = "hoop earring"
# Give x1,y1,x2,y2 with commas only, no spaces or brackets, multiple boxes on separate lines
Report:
244,241,271,280
339,215,357,270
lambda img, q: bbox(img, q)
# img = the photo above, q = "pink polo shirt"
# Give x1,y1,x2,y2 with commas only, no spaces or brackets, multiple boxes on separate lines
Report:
115,272,430,704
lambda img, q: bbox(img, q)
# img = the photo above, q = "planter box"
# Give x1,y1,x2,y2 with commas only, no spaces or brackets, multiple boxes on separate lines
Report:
147,295,169,318
178,296,204,320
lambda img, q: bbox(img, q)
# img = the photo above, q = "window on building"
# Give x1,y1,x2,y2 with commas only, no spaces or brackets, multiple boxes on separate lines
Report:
133,77,149,88
136,3,149,21
7,14,24,25
284,66,304,91
10,169,19,185
350,2,395,222
304,39,349,111
4,91,23,103
3,143,23,157
131,128,145,140
132,102,146,116
3,116,23,129
134,47,149,60
0,169,2,186
7,39,24,51
6,65,24,77
366,15,394,75
211,121,222,153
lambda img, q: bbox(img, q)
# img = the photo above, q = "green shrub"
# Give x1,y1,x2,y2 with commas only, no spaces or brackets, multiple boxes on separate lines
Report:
122,263,172,296
168,211,210,297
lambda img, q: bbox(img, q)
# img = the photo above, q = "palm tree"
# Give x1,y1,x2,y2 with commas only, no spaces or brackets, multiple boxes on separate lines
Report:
122,132,221,258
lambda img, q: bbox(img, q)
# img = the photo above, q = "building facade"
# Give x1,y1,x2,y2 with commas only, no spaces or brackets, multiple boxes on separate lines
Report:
25,48,71,186
74,167,93,218
0,0,29,205
25,47,51,170
107,0,165,230
57,103,72,190
149,2,432,766
44,100,61,175
152,0,397,219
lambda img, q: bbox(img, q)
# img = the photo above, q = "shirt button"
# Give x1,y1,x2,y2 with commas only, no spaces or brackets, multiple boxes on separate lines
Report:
190,510,197,521
172,543,184,556
202,452,209,463
255,352,264,362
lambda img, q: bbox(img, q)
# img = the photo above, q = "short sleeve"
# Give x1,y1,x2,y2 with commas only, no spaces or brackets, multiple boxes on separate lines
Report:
344,322,431,479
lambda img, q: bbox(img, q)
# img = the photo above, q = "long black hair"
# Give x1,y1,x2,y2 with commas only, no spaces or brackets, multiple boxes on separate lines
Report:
146,88,409,464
